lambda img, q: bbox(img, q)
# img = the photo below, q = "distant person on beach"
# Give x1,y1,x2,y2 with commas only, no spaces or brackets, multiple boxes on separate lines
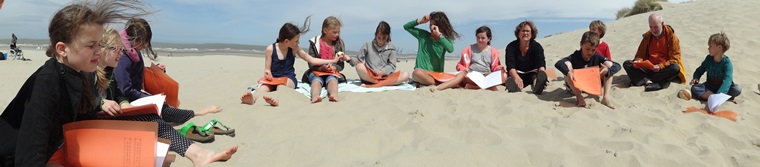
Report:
406,11,460,86
690,32,741,102
240,16,340,106
622,13,686,92
554,31,618,109
0,1,149,165
114,18,223,122
92,28,237,166
345,21,410,87
302,16,350,103
431,25,506,91
589,20,612,60
10,33,17,49
504,20,548,94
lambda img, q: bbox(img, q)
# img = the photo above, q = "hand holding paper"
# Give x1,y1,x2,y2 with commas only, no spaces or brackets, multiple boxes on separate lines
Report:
632,60,655,69
465,70,504,89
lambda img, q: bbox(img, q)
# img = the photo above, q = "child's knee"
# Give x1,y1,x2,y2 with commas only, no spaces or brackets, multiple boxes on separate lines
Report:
729,84,742,97
691,84,707,97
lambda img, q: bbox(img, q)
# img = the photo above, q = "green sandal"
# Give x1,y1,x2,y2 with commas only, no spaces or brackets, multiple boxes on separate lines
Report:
179,123,215,143
200,119,235,137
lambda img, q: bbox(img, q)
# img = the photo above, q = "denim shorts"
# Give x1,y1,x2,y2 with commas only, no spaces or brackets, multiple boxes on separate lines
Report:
308,73,339,86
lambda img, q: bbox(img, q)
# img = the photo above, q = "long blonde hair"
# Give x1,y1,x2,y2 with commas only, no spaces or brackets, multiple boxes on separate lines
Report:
95,27,124,92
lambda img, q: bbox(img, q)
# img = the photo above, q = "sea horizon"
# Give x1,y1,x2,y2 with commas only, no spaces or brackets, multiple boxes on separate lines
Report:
0,38,444,60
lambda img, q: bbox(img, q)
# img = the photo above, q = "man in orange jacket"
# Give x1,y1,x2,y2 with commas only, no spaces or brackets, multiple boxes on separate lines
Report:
623,13,686,92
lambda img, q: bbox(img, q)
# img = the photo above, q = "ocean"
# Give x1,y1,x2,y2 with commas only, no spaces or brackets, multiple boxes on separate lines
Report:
0,39,455,60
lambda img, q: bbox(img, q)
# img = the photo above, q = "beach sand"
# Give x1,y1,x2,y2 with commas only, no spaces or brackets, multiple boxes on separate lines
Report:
2,0,760,166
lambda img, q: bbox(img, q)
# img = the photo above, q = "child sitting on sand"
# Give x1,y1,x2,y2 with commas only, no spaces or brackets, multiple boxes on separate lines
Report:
302,16,351,103
1,1,156,165
431,26,506,91
690,32,741,102
345,21,410,87
94,28,237,165
405,11,460,86
240,16,340,106
554,31,618,109
114,18,223,123
589,20,612,60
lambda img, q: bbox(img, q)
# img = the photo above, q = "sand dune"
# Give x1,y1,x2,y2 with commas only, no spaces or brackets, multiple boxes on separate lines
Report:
1,0,759,166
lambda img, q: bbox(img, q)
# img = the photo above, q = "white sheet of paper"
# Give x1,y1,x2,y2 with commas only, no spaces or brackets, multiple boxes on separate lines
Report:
707,93,731,113
131,94,166,115
466,70,503,89
155,141,170,167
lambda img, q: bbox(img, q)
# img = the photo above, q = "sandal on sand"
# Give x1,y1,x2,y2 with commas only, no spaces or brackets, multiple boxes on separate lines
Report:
179,123,215,143
200,119,236,137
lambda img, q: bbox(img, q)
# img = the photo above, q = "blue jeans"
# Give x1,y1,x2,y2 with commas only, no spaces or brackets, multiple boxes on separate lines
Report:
308,73,339,87
691,83,742,99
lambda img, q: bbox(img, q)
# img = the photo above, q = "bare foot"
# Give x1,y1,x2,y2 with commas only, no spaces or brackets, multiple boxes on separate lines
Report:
311,97,322,103
328,95,339,102
196,105,223,116
263,95,279,106
601,98,615,109
240,92,254,105
577,98,587,108
194,146,238,167
360,83,367,87
429,88,437,92
729,99,738,104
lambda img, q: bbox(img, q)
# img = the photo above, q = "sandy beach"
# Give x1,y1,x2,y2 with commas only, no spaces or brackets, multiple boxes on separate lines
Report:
2,0,760,166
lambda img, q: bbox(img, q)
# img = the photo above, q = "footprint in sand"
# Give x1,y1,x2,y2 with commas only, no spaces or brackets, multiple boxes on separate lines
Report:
408,110,425,123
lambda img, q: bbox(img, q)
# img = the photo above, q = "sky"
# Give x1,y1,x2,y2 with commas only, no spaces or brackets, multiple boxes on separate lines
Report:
0,0,691,54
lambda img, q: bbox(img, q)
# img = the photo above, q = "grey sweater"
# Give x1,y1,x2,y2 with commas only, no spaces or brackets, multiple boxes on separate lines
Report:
348,40,398,75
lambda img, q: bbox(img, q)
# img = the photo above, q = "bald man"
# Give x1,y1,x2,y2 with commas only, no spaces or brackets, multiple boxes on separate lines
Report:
623,13,686,92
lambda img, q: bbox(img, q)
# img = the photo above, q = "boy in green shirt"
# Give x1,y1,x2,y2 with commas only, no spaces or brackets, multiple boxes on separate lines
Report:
690,32,742,102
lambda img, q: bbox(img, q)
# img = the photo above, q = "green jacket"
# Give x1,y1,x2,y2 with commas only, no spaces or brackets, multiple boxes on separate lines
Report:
404,20,454,72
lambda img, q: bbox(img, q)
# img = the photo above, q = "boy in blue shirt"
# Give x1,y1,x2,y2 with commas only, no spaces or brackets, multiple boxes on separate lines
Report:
690,32,741,102
555,31,619,109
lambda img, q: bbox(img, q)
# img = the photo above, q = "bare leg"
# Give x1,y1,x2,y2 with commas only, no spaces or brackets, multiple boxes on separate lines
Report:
240,85,272,105
327,80,339,102
186,144,238,167
412,68,436,86
565,76,586,107
363,72,411,88
310,81,323,103
395,72,411,85
194,105,223,116
262,95,279,106
601,75,615,109
284,79,297,89
431,72,467,92
355,63,376,84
